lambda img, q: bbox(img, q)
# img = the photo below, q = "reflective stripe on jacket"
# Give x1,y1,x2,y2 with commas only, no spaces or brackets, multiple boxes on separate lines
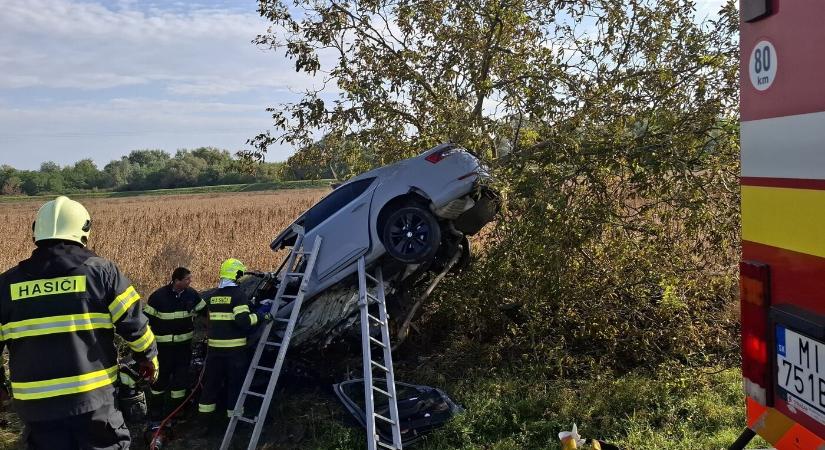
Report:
0,242,158,421
204,285,257,352
144,284,204,343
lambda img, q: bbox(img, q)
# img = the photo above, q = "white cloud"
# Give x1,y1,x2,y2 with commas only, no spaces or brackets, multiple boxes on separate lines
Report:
0,0,324,168
0,0,318,94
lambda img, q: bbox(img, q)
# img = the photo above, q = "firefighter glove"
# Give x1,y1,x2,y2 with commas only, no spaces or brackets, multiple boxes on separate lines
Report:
138,356,159,384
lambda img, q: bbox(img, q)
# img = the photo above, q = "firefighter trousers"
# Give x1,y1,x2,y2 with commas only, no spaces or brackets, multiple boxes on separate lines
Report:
197,350,248,418
149,342,191,421
22,402,130,450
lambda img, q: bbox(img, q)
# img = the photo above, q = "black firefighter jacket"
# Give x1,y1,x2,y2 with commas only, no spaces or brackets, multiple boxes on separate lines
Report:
144,284,205,345
0,242,158,422
204,284,260,353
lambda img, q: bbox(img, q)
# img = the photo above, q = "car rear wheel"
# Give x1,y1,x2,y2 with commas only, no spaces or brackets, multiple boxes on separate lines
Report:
381,205,441,264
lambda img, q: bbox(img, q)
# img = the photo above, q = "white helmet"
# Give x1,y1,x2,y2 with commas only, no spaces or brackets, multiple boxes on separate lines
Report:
33,196,92,246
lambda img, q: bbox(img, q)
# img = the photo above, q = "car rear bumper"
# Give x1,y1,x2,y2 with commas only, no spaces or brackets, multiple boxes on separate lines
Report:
452,185,499,235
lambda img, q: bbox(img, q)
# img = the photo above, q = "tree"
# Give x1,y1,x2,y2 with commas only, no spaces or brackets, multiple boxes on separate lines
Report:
40,161,60,173
186,148,232,185
0,147,278,194
190,147,233,167
253,0,741,370
1,176,22,196
160,153,208,188
103,158,138,189
280,134,361,180
122,150,171,190
252,0,551,163
62,159,103,190
127,149,171,169
20,171,46,195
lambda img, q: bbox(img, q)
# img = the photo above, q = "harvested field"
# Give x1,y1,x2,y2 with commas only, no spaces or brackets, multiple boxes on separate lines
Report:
0,189,328,295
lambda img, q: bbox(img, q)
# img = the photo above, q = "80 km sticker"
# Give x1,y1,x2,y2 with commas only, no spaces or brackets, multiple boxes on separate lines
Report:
749,40,777,91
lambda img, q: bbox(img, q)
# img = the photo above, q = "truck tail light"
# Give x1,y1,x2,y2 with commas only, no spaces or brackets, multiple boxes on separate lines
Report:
740,260,772,405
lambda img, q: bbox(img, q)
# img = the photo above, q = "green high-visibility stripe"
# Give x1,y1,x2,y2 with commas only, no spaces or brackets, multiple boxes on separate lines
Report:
207,338,246,348
155,332,194,343
144,306,192,320
12,366,118,400
198,403,216,413
209,312,234,321
1,313,112,340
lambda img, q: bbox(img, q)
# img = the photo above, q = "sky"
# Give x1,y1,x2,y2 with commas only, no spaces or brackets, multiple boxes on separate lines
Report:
0,0,729,170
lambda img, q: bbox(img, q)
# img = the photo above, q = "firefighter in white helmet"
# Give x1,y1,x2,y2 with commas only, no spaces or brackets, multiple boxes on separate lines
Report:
0,196,158,449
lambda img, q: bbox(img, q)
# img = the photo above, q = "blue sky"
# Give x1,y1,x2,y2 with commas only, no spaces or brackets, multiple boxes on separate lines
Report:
0,0,728,170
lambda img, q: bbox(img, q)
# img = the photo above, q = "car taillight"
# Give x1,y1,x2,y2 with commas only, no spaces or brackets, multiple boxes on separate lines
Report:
425,147,462,163
740,260,772,405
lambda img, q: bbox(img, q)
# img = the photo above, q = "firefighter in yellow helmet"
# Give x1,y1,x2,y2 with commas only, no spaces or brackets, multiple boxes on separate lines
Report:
196,258,270,431
0,196,158,449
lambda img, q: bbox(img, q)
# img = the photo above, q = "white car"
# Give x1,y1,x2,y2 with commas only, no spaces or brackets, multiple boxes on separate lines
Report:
269,143,498,300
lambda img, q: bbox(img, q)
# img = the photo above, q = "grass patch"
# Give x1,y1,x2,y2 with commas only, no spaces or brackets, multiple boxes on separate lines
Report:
0,179,334,203
240,365,769,450
0,365,771,449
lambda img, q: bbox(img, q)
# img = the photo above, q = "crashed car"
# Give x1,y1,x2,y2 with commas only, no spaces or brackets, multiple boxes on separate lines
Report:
271,143,497,294
247,143,498,348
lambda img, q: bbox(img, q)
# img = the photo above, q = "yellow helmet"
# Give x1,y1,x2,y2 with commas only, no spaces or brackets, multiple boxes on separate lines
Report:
219,258,246,280
33,196,92,246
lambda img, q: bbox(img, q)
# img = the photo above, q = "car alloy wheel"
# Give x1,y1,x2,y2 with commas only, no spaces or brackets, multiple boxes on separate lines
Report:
382,205,441,264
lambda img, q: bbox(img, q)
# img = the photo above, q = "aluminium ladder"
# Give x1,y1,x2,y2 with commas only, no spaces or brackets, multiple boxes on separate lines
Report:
220,230,322,450
357,256,403,450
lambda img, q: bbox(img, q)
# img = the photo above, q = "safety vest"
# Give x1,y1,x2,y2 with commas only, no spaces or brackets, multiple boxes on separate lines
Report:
204,285,258,352
144,285,205,344
0,243,158,421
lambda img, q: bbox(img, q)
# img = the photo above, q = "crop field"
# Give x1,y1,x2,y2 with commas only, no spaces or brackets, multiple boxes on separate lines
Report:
0,189,328,296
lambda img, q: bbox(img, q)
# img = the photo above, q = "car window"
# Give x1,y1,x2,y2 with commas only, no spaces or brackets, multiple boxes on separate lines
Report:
304,177,376,231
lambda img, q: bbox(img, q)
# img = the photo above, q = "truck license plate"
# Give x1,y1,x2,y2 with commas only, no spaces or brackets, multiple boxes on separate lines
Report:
777,325,825,424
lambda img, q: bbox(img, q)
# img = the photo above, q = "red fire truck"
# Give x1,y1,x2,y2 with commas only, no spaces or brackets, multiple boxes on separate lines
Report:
735,0,825,448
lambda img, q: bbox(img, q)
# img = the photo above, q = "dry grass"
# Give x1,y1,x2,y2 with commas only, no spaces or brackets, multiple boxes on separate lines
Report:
0,189,327,296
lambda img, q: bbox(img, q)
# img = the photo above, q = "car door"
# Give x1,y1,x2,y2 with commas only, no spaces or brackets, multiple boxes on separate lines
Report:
305,177,377,281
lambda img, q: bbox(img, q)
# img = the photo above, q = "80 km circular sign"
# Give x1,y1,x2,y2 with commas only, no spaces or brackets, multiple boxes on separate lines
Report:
749,40,777,91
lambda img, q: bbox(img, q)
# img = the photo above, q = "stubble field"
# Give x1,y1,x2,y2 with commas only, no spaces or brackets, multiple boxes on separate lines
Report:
0,189,328,295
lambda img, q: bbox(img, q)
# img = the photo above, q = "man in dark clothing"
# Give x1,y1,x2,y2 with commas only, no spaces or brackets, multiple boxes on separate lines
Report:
197,258,269,427
144,267,206,421
0,196,158,449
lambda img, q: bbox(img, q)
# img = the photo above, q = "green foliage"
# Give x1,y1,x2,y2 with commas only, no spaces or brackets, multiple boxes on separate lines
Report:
255,0,741,371
415,366,767,450
0,148,286,196
279,134,377,180
209,365,765,450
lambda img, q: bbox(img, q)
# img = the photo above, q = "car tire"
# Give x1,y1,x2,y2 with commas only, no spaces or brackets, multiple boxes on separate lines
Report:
381,205,441,264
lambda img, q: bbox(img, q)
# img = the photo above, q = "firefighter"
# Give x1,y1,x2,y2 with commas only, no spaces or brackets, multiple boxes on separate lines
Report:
196,258,270,429
144,267,206,422
0,196,158,449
